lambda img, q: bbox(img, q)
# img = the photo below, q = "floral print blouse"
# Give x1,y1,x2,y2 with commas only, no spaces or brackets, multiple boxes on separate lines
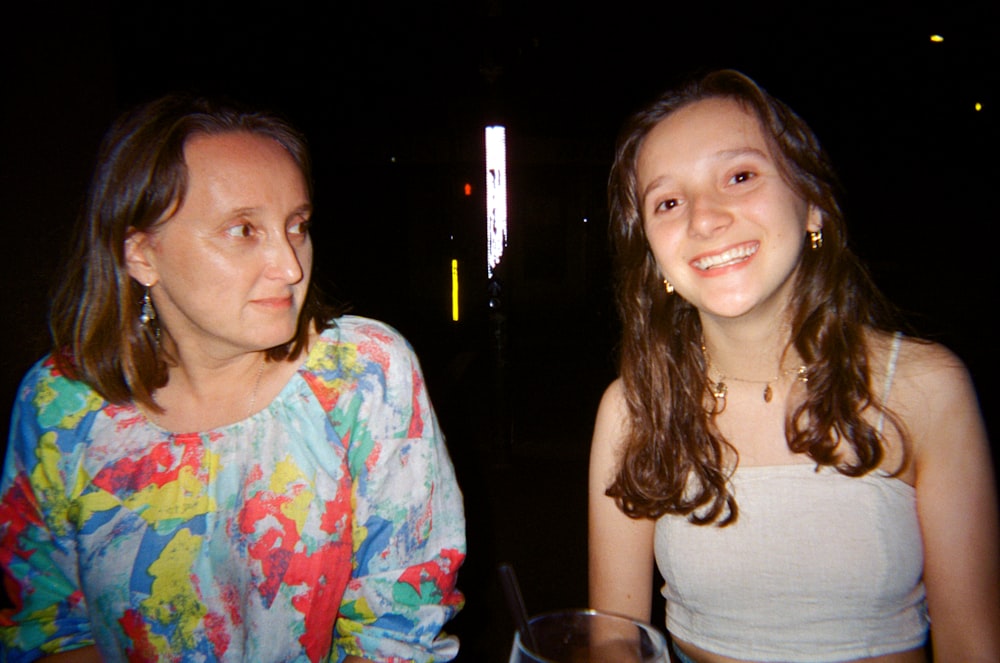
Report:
0,316,466,662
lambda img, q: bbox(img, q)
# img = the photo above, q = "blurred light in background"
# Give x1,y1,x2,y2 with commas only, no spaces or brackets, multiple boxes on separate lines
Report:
486,125,508,279
452,259,460,321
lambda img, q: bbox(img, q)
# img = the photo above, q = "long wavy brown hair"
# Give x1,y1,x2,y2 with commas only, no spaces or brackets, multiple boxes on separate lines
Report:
49,94,340,412
606,69,907,526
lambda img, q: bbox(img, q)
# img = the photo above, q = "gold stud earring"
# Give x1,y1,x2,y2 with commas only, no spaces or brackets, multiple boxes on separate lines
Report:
663,279,674,294
809,229,824,250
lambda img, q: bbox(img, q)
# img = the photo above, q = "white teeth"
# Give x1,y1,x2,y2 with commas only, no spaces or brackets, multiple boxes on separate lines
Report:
693,244,758,270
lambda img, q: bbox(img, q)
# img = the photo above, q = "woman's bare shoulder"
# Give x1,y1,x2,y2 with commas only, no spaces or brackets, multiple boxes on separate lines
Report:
894,335,972,397
591,378,630,460
599,377,627,408
867,330,972,395
851,331,986,488
871,332,985,459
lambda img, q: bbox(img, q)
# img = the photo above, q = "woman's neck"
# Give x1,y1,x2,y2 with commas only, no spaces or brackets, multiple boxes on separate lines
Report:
168,351,266,403
145,324,318,433
145,349,269,432
700,314,798,382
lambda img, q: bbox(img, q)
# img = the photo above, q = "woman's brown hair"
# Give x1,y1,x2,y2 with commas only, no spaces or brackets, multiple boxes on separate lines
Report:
606,69,906,525
49,94,340,411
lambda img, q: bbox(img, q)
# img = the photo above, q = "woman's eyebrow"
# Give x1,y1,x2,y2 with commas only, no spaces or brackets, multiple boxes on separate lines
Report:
640,147,769,203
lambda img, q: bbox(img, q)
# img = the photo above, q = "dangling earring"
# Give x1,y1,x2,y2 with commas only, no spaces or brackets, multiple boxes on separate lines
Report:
139,286,156,326
809,229,824,250
663,279,674,294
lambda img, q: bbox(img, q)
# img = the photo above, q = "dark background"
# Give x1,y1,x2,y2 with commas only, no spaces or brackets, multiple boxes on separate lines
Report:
1,2,997,660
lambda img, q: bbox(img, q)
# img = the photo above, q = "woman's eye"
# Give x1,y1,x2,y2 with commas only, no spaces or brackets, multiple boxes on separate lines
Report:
655,199,679,212
226,224,254,238
289,219,311,235
730,171,755,185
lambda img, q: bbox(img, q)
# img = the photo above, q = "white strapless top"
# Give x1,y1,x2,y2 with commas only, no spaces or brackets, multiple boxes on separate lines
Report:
654,464,928,662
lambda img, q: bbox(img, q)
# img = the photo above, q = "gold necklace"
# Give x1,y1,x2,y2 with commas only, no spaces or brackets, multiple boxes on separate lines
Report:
709,365,808,404
702,344,807,404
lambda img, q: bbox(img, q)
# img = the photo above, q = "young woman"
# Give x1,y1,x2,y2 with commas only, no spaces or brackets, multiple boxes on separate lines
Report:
0,95,465,662
589,69,999,663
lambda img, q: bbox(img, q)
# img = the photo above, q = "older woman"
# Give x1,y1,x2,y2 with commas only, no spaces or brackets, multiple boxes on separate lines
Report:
0,95,465,662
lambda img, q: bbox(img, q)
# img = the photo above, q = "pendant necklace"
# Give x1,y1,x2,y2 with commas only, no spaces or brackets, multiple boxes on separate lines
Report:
703,344,807,405
709,365,808,404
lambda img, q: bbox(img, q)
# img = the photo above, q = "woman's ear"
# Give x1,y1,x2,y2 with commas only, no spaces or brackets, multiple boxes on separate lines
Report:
124,229,158,287
806,205,823,233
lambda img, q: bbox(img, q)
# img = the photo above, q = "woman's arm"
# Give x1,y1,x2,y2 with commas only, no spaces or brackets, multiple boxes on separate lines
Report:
904,343,1000,662
1,361,100,660
588,379,657,623
329,321,465,662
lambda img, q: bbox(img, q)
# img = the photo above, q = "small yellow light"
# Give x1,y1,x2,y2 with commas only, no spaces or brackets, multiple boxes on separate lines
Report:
451,259,460,322
975,102,983,112
930,34,944,43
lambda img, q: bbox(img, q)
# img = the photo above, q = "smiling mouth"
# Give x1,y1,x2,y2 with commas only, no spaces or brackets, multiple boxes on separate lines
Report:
692,243,759,271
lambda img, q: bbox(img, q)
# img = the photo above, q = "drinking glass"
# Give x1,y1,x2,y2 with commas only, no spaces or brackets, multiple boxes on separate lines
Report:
508,609,669,663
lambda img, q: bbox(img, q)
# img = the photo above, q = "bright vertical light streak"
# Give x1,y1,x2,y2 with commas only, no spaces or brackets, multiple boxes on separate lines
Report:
485,125,508,278
451,259,460,321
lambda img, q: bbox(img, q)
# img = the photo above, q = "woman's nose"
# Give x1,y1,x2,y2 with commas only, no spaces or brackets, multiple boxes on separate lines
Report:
688,193,733,238
264,233,305,283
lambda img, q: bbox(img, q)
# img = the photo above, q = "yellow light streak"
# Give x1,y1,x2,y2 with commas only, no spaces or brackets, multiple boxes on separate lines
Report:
451,259,460,322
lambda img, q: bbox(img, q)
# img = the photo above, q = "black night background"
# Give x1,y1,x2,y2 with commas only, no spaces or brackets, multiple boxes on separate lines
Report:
1,2,996,660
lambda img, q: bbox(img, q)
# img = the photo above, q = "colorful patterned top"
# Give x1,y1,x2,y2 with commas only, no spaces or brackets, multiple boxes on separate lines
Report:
0,316,466,663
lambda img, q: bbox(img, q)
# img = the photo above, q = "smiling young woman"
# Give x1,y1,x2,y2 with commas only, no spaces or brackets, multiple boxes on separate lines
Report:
636,96,822,327
589,69,999,663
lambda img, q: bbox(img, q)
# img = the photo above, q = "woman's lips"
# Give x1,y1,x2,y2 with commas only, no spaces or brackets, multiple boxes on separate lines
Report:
690,241,759,272
251,296,294,309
